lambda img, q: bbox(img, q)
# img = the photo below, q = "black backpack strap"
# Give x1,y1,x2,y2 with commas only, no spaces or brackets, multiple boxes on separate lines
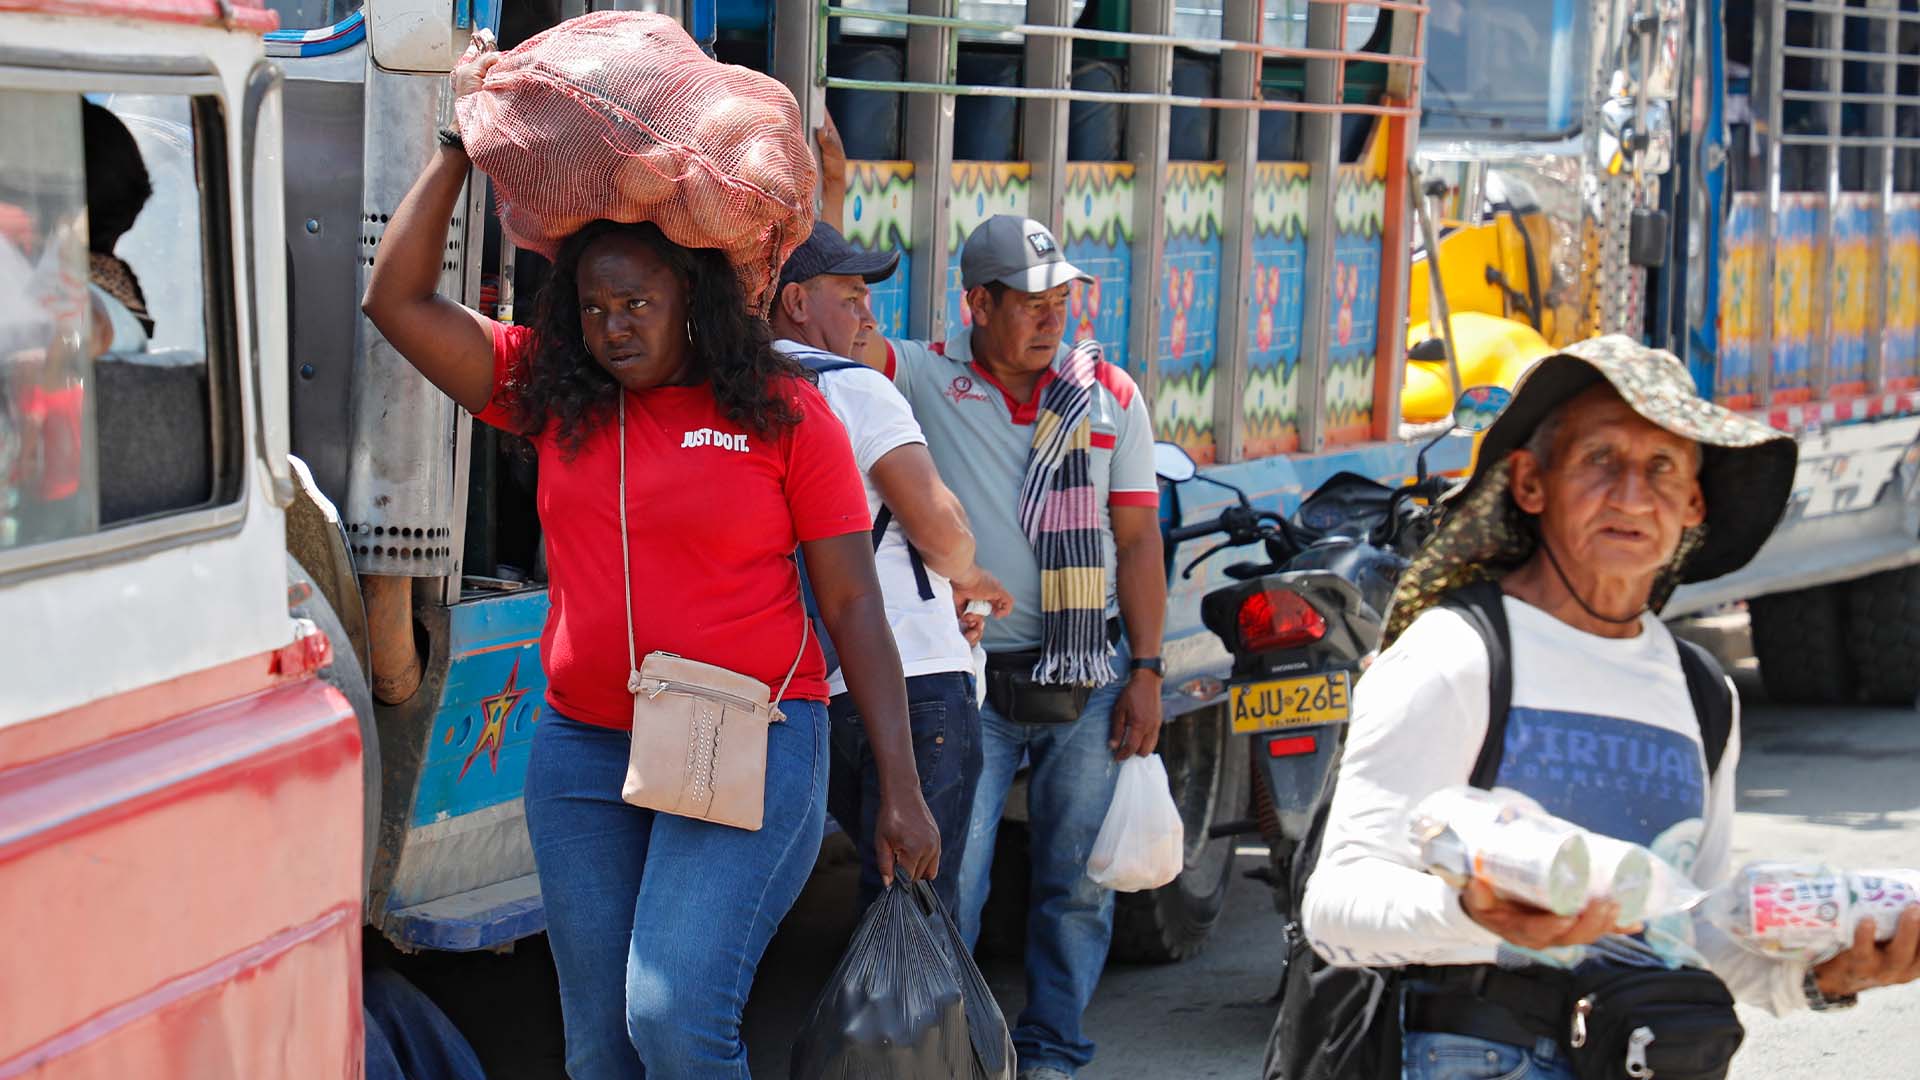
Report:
870,505,935,602
1674,636,1734,777
1437,579,1513,790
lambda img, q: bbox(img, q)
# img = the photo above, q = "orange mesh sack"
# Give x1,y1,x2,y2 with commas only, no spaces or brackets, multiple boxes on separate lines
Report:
455,12,816,311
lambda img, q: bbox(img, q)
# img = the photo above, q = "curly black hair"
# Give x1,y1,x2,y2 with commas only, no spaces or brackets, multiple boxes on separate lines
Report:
510,220,808,452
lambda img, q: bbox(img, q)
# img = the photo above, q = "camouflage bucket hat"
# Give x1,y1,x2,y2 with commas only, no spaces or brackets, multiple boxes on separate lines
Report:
1380,335,1798,649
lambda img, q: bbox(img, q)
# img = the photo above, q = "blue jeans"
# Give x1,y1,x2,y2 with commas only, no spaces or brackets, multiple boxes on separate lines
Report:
523,705,828,1080
1402,1032,1576,1080
827,671,983,916
955,647,1130,1077
362,968,486,1080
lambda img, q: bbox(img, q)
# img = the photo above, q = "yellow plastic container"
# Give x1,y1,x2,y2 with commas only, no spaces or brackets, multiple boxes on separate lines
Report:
1402,312,1556,423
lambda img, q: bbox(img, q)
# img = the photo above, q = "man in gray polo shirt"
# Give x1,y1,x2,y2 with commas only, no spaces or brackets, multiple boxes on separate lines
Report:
881,215,1167,1080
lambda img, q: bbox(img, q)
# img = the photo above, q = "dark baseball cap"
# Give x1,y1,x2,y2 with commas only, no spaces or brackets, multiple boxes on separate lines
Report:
959,215,1092,292
778,221,899,290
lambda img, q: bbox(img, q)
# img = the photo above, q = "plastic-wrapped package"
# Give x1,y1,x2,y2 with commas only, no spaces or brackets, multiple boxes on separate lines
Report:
1687,863,1920,963
455,11,815,310
791,881,1014,1080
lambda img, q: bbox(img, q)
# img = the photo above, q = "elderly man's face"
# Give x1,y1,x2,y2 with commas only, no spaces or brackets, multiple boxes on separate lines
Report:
1511,385,1706,582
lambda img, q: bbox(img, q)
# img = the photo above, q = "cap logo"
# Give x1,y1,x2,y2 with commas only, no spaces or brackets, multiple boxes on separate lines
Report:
1027,232,1057,258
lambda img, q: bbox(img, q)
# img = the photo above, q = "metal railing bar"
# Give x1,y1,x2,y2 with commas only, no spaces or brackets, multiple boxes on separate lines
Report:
1784,0,1920,20
1779,133,1920,148
821,5,1420,64
821,74,1420,113
1781,44,1916,62
1312,0,1430,11
1781,89,1909,105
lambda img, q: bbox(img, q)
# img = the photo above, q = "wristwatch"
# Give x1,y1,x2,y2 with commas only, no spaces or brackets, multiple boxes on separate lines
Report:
1128,657,1165,677
1802,967,1859,1011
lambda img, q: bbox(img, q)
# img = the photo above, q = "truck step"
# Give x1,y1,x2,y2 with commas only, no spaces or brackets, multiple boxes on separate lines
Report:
384,873,545,953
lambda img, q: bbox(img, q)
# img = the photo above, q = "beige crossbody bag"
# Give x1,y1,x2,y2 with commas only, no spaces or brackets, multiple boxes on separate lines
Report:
616,396,809,831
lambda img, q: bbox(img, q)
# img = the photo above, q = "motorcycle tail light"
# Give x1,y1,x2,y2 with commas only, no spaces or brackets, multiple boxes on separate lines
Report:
1268,734,1319,757
1236,587,1328,653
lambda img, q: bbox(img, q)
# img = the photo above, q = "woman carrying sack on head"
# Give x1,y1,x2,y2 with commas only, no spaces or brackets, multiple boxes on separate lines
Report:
362,38,941,1080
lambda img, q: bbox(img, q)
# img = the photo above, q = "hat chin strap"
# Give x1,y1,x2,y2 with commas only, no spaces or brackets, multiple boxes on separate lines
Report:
1538,539,1648,626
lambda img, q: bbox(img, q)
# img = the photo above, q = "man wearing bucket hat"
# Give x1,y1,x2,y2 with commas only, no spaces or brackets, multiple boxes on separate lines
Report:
880,215,1166,1080
1301,337,1920,1079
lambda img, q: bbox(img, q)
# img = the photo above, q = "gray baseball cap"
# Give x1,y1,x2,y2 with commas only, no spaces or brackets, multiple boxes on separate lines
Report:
959,215,1093,292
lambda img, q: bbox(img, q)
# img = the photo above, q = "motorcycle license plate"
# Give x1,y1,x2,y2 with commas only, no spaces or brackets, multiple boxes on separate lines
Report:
1230,672,1351,734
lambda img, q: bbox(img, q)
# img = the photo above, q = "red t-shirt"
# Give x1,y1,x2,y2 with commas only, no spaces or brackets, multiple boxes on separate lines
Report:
477,322,870,730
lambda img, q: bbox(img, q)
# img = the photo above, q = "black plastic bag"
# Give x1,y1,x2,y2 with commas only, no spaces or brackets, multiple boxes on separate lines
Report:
791,880,1014,1080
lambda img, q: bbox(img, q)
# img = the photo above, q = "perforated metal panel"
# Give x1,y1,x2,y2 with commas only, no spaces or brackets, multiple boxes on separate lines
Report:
343,66,466,577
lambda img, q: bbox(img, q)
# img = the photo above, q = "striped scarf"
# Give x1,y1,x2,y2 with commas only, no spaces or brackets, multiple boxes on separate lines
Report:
1018,340,1115,687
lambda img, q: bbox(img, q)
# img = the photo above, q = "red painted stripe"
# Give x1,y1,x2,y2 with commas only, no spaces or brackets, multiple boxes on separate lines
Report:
0,0,278,31
0,904,357,1078
1109,490,1160,508
1090,432,1117,450
0,648,290,773
0,679,354,855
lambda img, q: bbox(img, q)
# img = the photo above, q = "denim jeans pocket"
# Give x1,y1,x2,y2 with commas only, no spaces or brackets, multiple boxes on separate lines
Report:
907,698,950,781
1403,1032,1534,1080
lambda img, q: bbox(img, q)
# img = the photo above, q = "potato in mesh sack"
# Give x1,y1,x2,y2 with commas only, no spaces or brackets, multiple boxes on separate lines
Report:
453,12,816,310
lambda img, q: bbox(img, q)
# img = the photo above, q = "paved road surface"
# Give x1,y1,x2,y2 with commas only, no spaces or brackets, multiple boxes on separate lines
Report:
398,634,1920,1078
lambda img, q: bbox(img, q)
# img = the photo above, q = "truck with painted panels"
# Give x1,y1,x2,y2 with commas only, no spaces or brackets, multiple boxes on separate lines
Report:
0,0,368,1071
1402,0,1920,706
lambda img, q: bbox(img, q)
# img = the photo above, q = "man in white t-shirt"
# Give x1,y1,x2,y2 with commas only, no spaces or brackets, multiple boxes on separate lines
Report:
772,221,1012,914
1303,337,1920,1080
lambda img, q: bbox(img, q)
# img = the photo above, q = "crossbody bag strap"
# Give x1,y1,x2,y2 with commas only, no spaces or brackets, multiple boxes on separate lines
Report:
622,396,812,710
622,396,641,693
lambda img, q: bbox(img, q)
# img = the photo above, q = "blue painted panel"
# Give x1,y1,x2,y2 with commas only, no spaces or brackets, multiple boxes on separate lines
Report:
410,590,550,828
1064,235,1133,374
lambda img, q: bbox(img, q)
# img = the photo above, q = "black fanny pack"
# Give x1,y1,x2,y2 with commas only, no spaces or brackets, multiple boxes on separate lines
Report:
1565,962,1744,1080
982,651,1091,725
1407,961,1743,1080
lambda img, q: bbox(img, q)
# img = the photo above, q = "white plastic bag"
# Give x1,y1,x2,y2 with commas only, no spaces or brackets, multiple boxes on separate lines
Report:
1087,755,1185,892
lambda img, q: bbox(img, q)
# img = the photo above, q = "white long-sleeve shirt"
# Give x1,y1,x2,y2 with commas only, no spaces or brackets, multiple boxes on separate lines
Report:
1301,596,1806,1016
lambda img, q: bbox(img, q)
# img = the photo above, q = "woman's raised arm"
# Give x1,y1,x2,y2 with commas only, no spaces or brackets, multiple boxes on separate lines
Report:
361,42,502,413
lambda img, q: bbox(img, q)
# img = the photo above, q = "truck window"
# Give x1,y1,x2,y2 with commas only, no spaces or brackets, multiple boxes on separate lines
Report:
1423,0,1589,138
261,0,362,30
0,89,237,554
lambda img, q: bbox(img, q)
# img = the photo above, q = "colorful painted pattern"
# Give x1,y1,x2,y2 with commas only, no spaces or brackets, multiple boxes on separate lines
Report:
1064,163,1136,377
840,162,915,340
1244,163,1310,456
1887,197,1920,392
412,592,549,827
944,162,1032,331
1321,164,1386,443
1718,195,1763,410
1829,195,1874,394
1771,194,1822,404
1154,163,1226,463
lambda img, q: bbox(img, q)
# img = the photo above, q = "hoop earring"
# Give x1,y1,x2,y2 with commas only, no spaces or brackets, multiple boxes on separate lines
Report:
685,320,695,346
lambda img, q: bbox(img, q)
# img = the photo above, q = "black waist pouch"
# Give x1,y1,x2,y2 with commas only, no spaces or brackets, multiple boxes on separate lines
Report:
982,652,1091,725
1567,962,1744,1080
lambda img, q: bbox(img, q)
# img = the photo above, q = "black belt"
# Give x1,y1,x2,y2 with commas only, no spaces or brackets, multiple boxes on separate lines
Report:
983,617,1124,670
1403,965,1571,1048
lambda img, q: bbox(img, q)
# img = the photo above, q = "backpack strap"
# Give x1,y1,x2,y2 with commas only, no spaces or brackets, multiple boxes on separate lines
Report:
871,505,935,602
1675,636,1734,777
1436,579,1513,790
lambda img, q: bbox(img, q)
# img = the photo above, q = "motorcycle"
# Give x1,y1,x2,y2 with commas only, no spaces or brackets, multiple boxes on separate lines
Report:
1153,385,1510,911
